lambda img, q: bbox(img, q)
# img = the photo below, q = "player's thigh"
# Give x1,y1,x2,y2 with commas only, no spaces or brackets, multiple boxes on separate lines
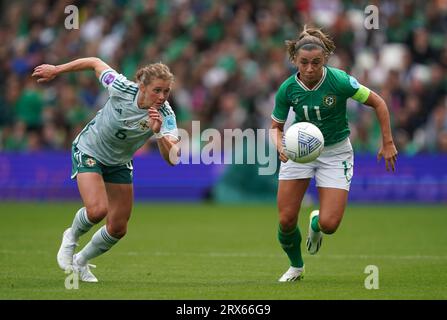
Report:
277,179,310,230
104,182,133,238
314,144,353,191
76,172,108,223
317,187,348,233
314,143,353,232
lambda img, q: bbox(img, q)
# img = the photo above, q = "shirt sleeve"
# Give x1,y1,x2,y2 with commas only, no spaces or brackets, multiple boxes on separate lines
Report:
98,68,139,100
159,102,179,141
337,70,371,103
271,84,290,123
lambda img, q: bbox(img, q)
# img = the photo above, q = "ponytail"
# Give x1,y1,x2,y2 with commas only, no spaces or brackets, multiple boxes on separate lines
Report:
285,25,335,61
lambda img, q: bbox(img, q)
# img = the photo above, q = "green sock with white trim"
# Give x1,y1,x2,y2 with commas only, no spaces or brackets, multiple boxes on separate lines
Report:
311,215,321,232
278,226,304,268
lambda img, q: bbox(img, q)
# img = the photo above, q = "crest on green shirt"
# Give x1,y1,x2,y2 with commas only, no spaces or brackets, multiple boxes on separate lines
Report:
323,95,336,107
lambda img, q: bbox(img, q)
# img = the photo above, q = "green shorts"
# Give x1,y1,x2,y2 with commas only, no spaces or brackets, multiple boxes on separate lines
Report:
71,146,133,184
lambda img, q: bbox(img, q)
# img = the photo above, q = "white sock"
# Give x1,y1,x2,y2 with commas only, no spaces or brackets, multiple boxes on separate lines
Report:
70,207,94,241
76,226,119,265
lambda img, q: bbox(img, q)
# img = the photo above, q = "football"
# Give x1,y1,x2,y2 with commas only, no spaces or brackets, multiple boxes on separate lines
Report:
283,122,324,163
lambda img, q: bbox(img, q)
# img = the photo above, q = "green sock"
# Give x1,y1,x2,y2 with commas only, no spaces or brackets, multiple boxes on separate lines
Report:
311,215,321,232
277,226,304,268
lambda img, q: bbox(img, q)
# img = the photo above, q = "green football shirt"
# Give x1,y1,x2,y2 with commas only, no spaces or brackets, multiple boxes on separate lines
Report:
272,66,370,146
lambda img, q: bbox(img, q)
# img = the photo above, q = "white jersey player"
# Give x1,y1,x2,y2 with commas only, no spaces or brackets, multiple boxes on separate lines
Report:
33,58,179,282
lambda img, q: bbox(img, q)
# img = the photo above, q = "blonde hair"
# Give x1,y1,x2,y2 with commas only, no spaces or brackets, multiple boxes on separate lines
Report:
285,25,335,62
135,62,174,85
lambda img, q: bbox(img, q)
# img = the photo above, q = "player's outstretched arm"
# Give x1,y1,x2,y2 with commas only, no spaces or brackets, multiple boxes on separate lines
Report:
32,57,111,83
363,90,398,172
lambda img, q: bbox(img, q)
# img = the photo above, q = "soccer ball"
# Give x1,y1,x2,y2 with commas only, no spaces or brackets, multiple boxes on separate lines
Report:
283,122,324,163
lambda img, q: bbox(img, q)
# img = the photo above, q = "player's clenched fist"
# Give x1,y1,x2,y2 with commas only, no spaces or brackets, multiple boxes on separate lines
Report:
32,64,58,82
148,107,162,133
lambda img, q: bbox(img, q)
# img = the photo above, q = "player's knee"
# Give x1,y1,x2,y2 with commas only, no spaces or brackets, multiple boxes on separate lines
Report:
107,223,127,239
319,217,340,234
279,213,297,231
86,205,108,223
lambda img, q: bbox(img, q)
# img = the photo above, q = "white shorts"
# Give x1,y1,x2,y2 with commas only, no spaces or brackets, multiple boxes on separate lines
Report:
279,138,354,191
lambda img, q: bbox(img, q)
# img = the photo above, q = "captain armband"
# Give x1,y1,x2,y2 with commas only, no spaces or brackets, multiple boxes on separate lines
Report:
351,85,371,103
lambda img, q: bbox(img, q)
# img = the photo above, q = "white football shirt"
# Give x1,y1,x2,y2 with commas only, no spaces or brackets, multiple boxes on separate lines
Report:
74,69,178,166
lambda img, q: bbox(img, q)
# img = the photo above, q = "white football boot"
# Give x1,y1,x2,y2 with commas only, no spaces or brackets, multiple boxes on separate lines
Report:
72,254,98,283
278,266,305,282
57,228,78,271
306,210,323,255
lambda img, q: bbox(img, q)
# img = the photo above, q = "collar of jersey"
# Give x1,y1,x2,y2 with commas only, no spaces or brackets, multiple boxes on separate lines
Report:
295,66,327,91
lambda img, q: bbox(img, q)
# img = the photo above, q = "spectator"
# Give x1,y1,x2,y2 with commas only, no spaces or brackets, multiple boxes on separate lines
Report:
0,0,446,155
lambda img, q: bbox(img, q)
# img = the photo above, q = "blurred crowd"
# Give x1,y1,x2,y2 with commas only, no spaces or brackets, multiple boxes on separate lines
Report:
0,0,446,154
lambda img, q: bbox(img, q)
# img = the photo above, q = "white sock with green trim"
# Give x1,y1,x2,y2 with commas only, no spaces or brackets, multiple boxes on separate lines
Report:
76,226,119,265
70,207,94,241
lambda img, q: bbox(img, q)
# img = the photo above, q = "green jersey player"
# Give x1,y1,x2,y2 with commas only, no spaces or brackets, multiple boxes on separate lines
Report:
32,58,179,282
270,26,398,282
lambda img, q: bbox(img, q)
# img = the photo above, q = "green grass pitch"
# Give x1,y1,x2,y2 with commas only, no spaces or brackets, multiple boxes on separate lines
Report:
0,202,446,299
